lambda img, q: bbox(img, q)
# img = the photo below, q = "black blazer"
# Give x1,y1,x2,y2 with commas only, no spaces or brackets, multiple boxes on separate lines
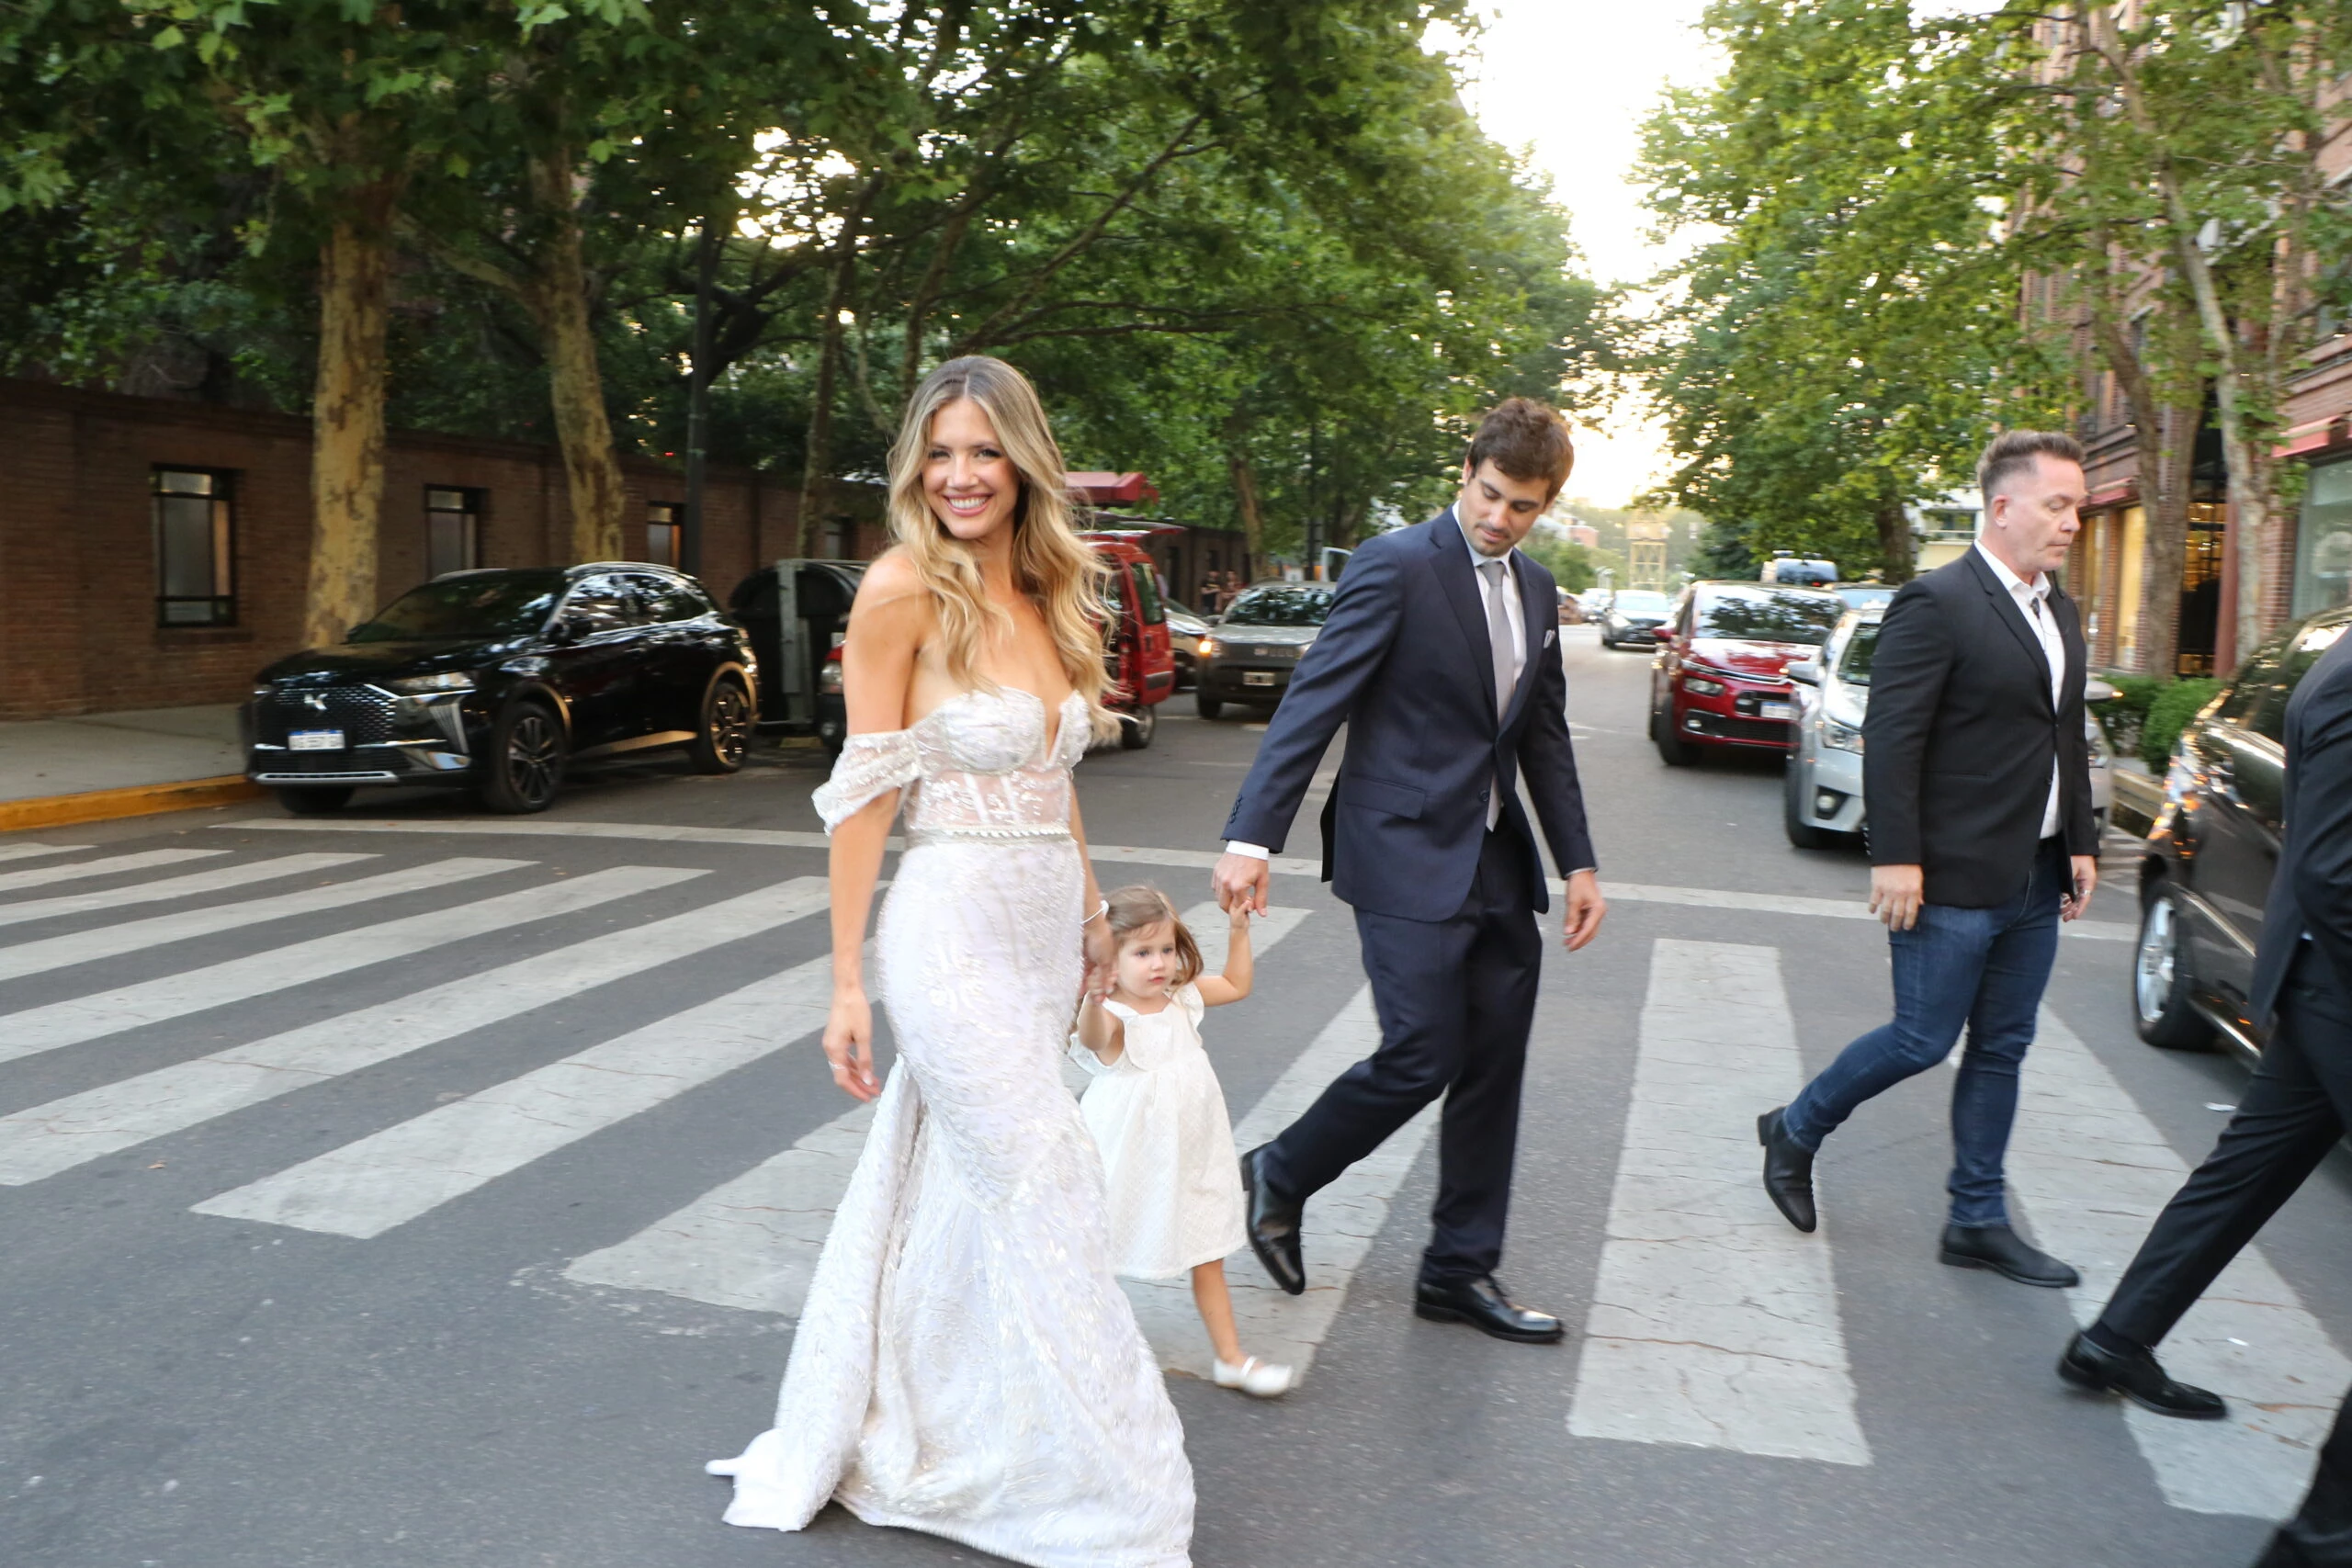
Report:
1861,548,2098,908
2248,629,2352,1027
1220,511,1595,922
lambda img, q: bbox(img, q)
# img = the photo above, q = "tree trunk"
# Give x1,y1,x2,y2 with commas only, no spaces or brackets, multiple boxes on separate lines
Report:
2135,390,2201,682
799,288,845,560
525,150,627,564
1872,484,1913,583
303,175,404,649
1227,449,1266,572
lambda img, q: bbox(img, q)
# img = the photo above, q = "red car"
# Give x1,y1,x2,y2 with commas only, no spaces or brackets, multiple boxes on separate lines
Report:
1649,581,1843,765
1081,532,1179,749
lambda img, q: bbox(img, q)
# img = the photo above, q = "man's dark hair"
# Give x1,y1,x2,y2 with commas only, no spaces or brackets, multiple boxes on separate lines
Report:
1466,398,1576,497
1977,429,2085,499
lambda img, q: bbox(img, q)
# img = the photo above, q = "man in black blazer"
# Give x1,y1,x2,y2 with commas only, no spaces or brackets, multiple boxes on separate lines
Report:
2055,619,2352,1510
1758,431,2102,1286
1211,399,1606,1343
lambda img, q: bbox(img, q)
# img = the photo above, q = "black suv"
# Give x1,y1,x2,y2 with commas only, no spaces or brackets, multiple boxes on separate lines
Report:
2133,605,2352,1056
243,563,758,815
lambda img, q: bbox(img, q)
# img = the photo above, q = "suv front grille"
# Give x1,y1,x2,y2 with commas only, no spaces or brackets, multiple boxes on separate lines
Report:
255,685,397,747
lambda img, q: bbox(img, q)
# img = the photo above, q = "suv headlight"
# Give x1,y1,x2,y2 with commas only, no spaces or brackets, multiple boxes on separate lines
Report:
1680,671,1727,697
818,658,844,696
1823,699,1866,752
1197,636,1221,659
385,673,475,695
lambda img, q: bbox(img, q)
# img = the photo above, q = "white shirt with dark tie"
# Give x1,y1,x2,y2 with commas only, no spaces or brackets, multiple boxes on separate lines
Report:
1974,541,2064,840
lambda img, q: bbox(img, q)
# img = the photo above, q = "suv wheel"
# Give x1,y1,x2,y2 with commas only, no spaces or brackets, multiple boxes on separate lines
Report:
475,699,566,814
1119,702,1157,750
688,678,753,774
1195,691,1225,720
275,786,354,816
2133,886,2214,1049
1651,694,1697,767
1781,759,1837,850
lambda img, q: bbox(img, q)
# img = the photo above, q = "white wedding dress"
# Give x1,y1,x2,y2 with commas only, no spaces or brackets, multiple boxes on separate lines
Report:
707,686,1194,1568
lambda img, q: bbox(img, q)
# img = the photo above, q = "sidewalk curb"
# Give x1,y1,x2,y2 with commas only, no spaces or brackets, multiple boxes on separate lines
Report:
0,776,263,834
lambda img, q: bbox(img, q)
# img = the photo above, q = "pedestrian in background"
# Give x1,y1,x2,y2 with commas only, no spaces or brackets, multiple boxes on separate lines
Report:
1213,397,1605,1344
1758,429,2100,1287
2052,597,2352,1566
1199,576,1223,615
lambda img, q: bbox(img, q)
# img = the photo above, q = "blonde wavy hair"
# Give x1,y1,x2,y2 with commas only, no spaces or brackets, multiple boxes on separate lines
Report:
886,355,1118,742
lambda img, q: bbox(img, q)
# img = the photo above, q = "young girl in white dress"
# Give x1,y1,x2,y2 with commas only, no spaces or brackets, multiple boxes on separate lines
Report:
1072,886,1295,1397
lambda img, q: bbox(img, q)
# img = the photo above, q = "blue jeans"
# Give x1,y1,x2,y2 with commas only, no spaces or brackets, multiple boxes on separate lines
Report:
1781,838,2066,1227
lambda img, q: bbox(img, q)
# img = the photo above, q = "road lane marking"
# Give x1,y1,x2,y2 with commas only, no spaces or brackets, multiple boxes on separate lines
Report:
0,860,376,931
0,844,93,865
1567,939,1871,1466
561,905,1311,1331
0,856,525,987
0,862,693,1065
0,849,224,893
2008,1007,2351,1519
0,878,830,1185
219,823,2137,939
196,954,837,1237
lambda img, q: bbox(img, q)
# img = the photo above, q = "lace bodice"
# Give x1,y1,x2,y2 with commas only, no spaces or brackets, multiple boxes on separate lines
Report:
812,687,1089,840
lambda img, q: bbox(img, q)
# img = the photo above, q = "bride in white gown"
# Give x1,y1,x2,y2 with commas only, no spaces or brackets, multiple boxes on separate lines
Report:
707,355,1194,1567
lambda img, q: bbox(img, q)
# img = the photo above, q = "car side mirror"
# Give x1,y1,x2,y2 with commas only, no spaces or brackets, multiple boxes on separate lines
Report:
546,617,581,645
1786,659,1821,685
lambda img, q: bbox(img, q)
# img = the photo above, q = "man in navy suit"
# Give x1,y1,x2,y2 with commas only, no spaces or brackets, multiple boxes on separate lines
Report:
1211,398,1606,1343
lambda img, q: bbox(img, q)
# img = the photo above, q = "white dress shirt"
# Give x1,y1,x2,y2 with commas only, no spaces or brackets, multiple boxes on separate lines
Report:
1974,541,2064,839
1226,510,1530,859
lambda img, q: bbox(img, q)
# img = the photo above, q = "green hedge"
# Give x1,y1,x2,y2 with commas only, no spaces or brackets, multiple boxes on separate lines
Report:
2140,678,2222,768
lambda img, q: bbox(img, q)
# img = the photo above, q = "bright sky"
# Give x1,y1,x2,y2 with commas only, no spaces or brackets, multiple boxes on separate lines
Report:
1442,1,1724,509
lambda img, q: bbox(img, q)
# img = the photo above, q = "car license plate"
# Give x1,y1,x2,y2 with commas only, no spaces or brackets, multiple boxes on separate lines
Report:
1759,702,1794,722
1243,671,1277,687
288,729,345,750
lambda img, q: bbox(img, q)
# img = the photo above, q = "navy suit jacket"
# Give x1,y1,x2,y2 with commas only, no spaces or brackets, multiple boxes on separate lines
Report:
2249,627,2352,1028
1219,510,1596,923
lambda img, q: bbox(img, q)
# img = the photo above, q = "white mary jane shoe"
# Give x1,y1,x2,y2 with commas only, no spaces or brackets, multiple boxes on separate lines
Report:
1212,1355,1295,1398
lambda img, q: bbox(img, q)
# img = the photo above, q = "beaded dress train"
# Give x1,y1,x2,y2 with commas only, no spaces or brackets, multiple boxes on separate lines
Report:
707,686,1194,1568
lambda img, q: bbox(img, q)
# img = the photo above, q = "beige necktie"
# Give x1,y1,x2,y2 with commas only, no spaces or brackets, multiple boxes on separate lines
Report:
1478,558,1513,718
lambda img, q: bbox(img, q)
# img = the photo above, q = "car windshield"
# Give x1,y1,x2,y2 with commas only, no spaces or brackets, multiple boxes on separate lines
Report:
1611,592,1672,615
347,573,567,643
1695,586,1841,645
1222,587,1334,626
1838,621,1881,683
1836,585,1895,609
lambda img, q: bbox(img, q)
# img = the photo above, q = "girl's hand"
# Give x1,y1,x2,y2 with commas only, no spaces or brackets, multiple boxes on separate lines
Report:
823,987,880,1101
1227,901,1253,930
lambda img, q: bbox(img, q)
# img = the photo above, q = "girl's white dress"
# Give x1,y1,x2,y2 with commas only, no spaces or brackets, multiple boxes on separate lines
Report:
707,687,1193,1568
1071,983,1248,1280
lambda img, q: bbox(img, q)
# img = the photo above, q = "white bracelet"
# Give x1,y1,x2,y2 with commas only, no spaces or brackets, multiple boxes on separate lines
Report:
1081,899,1109,927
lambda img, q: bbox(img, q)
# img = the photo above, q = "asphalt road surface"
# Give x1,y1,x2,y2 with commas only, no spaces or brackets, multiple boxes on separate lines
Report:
5,626,2349,1568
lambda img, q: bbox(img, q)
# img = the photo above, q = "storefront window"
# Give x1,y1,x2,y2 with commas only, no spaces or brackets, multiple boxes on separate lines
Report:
2113,504,2146,670
2295,459,2352,619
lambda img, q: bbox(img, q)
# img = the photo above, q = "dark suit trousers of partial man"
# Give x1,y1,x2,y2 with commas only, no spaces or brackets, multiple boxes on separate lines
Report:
1261,821,1542,1285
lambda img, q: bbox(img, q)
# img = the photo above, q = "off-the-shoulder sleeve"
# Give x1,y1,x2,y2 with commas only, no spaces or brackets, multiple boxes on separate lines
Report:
1176,982,1205,1028
810,730,920,832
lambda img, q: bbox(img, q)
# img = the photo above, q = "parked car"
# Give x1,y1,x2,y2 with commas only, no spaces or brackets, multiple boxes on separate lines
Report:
1760,552,1838,587
1194,581,1336,719
2132,607,2352,1059
243,562,757,815
729,558,866,755
1082,532,1179,748
1162,597,1212,689
1598,590,1675,649
1556,587,1588,626
1647,581,1843,765
1779,604,2117,850
1576,587,1614,623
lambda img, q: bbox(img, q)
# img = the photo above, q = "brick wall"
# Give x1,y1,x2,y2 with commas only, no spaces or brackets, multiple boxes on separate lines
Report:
0,379,885,720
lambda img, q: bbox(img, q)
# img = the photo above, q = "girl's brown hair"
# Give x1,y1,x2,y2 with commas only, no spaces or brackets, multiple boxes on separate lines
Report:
1104,885,1203,989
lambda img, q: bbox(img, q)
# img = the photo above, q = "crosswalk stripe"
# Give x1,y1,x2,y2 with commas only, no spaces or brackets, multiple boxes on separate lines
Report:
0,852,377,933
0,877,831,1186
560,904,1311,1325
0,843,94,866
0,857,519,985
194,953,835,1238
0,848,225,894
0,862,691,1066
2008,1006,2350,1520
1567,939,1871,1466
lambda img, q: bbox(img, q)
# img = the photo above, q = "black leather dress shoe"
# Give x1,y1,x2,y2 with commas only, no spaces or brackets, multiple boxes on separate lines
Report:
1938,1223,2079,1288
1239,1145,1306,1297
1414,1276,1566,1344
2057,1331,2226,1419
1758,1107,1816,1233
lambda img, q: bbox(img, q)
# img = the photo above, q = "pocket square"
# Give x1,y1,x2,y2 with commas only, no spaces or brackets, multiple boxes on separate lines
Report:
1544,627,1556,647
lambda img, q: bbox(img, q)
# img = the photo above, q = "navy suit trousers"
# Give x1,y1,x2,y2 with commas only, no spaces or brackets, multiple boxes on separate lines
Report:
1264,824,1544,1284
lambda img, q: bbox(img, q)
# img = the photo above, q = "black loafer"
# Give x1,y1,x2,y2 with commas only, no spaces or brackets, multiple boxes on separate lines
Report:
1758,1107,1817,1233
1414,1275,1566,1344
1938,1223,2079,1288
2057,1330,2226,1419
1240,1145,1306,1297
